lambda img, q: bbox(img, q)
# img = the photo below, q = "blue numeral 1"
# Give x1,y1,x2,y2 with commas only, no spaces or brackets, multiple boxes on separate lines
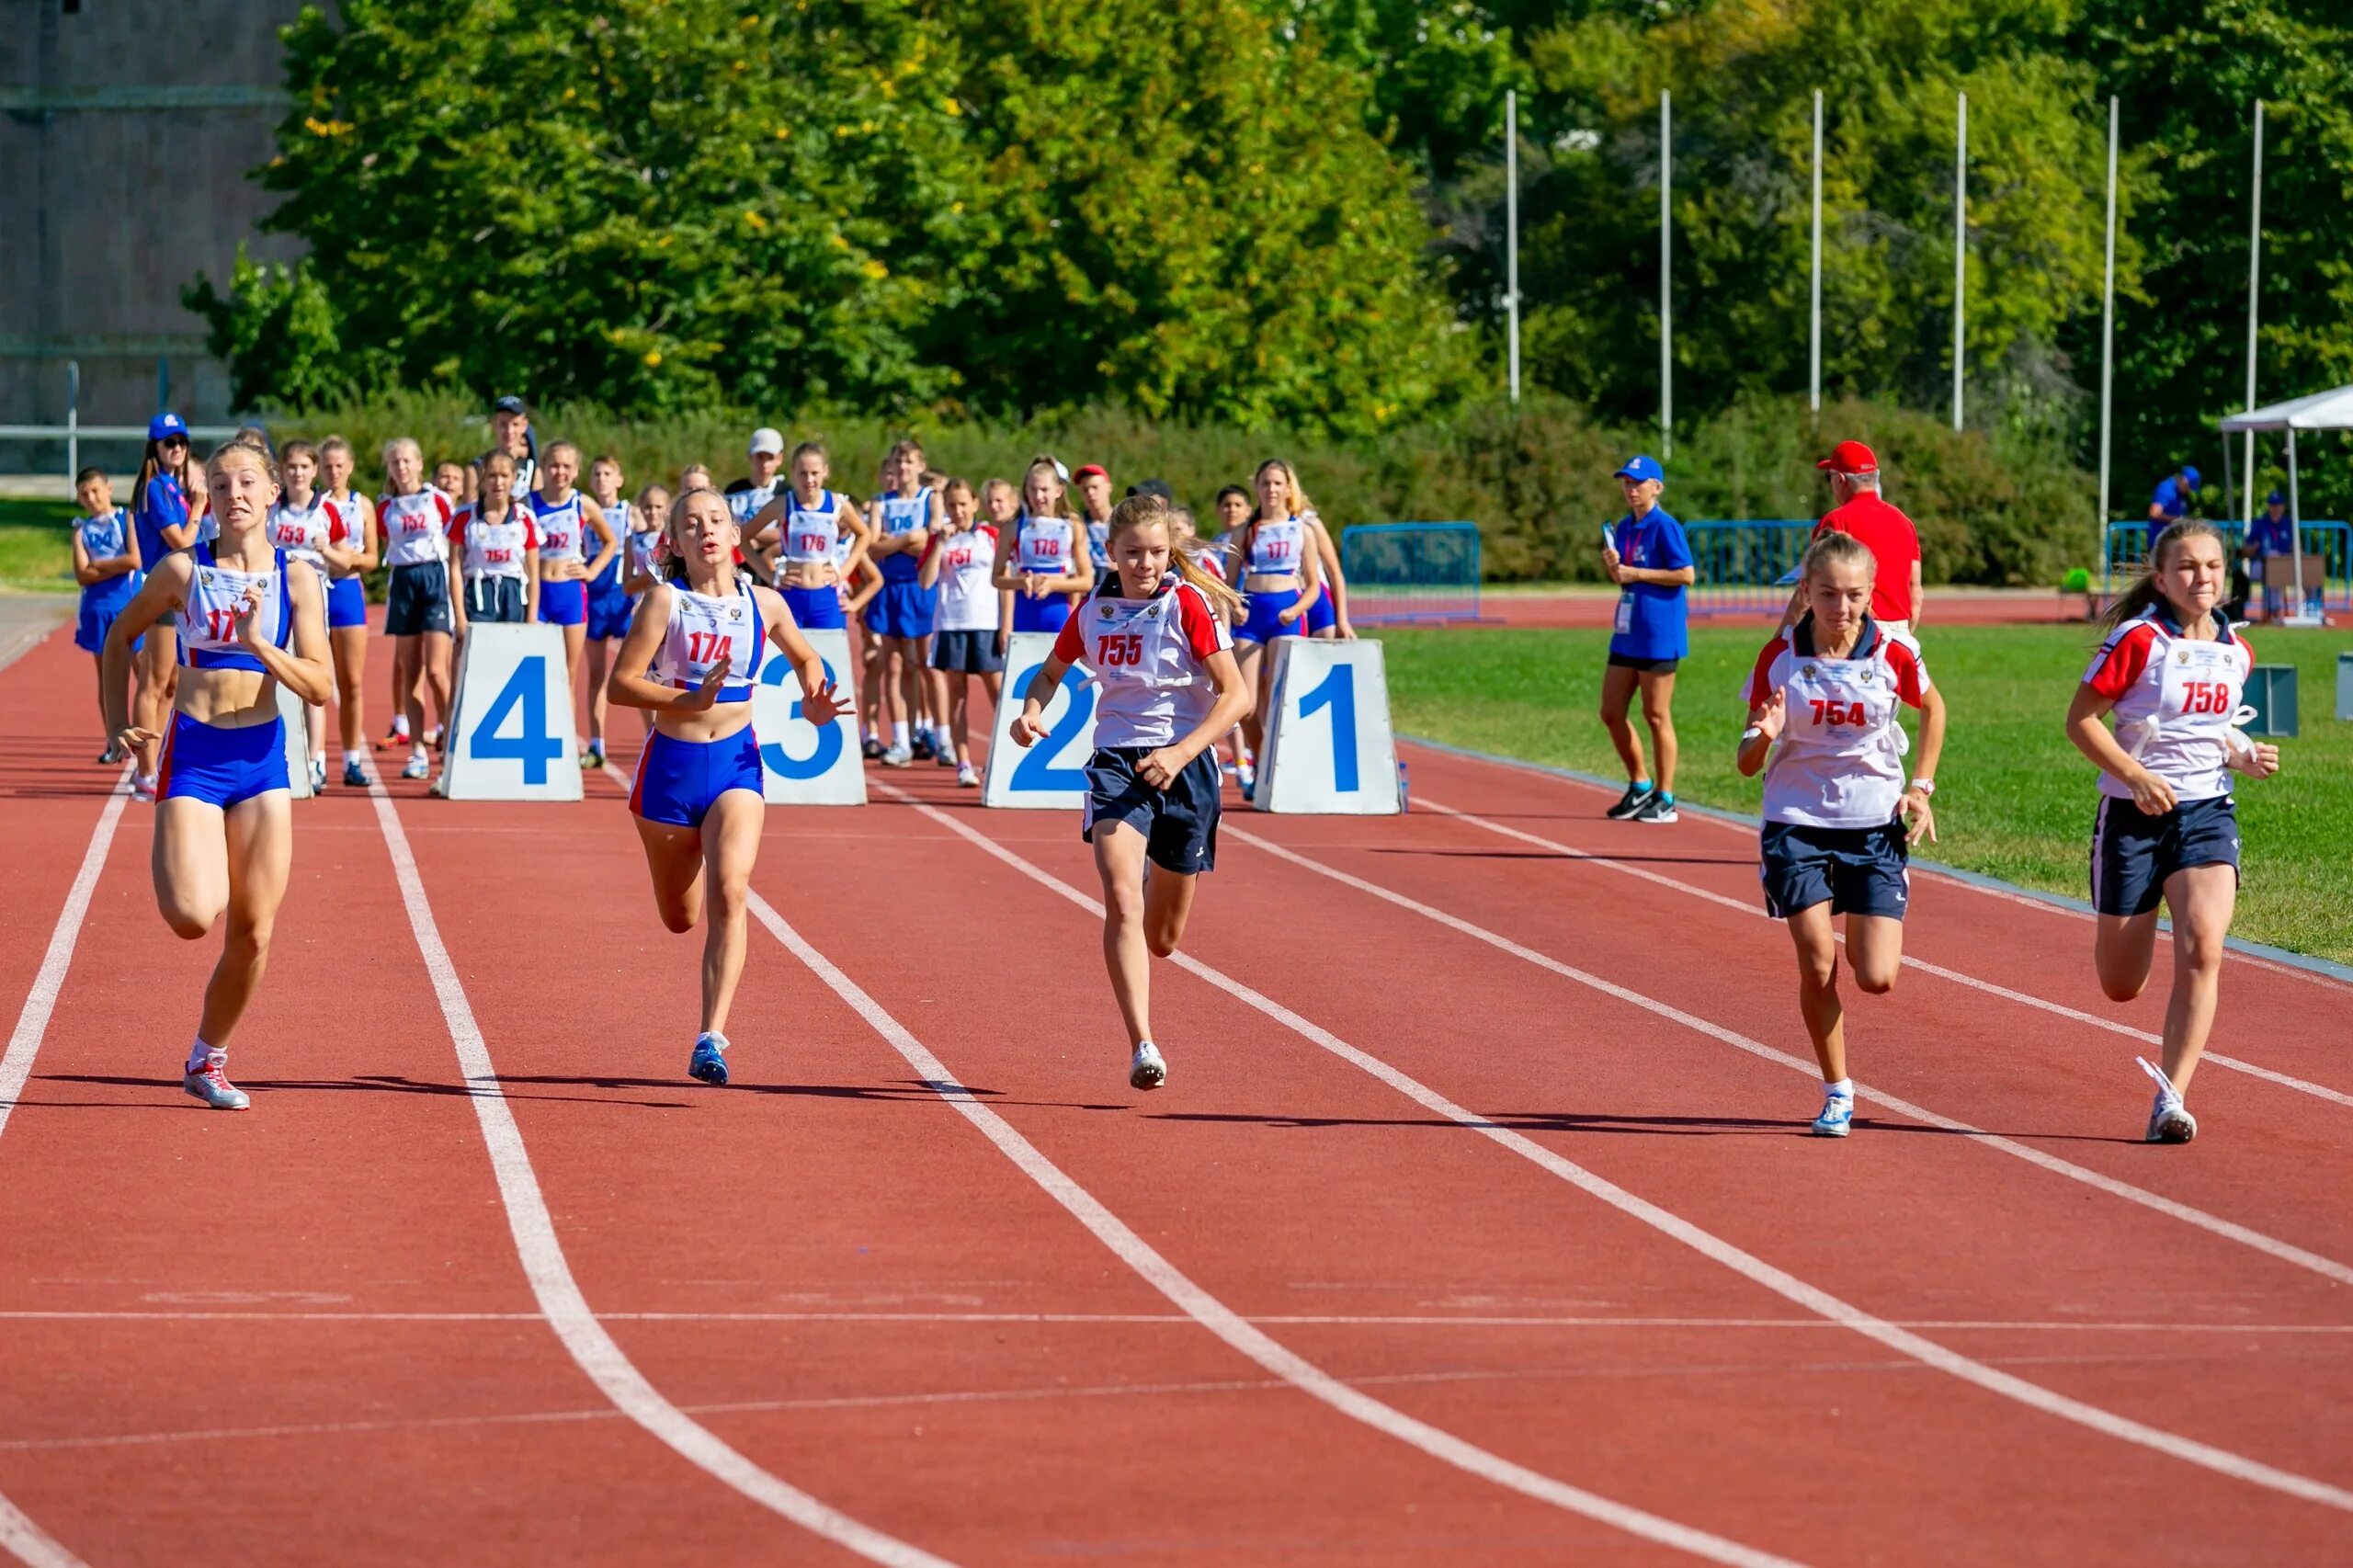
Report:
1296,662,1359,792
470,654,566,785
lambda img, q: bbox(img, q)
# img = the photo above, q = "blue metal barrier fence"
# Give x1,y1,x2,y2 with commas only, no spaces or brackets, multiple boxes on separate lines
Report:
1340,522,1482,625
1683,520,1815,617
2102,520,2349,611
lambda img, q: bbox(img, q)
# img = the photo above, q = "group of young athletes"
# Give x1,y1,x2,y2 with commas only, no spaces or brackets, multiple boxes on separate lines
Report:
69,409,2280,1142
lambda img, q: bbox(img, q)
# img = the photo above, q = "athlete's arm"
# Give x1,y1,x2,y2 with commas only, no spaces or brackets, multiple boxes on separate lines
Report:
605,585,698,711
1137,644,1253,790
1279,543,1323,627
152,478,199,552
1907,558,1925,628
1008,653,1073,747
1901,685,1945,845
988,522,1026,593
71,528,97,587
835,499,873,580
103,556,192,744
917,536,946,590
1308,518,1356,639
580,499,619,585
1066,532,1095,597
1735,688,1783,778
243,562,335,707
2064,682,2177,816
844,558,882,615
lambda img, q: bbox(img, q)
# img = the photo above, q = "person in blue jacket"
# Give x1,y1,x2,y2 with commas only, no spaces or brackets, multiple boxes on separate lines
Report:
128,413,203,797
2146,464,2199,554
1598,455,1694,824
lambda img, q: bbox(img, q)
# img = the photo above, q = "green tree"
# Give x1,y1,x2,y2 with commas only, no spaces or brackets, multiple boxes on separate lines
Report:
182,244,369,412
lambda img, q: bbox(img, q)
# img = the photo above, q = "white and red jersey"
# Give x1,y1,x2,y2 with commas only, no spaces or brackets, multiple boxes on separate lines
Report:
1746,616,1932,829
1192,542,1228,583
1016,515,1076,575
1245,515,1307,577
324,492,369,576
931,525,999,632
265,494,333,571
450,501,538,580
648,581,764,699
1051,574,1232,748
2082,609,2253,803
379,487,456,569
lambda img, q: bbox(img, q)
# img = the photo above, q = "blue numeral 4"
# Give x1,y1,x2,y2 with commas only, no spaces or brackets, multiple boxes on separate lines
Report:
470,654,566,785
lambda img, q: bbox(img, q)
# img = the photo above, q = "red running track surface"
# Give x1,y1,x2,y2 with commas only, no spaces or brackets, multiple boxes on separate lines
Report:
0,620,2347,1565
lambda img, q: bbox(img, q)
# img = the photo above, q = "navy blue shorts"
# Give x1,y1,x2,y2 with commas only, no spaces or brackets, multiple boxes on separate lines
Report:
1760,819,1910,921
1235,585,1302,646
385,562,451,637
463,574,528,623
630,725,763,828
2091,793,2240,916
1083,746,1221,875
158,711,289,810
781,583,845,631
585,585,633,640
539,577,586,627
325,574,369,630
1305,591,1336,634
75,590,139,653
1011,594,1072,634
866,580,938,641
930,629,1004,674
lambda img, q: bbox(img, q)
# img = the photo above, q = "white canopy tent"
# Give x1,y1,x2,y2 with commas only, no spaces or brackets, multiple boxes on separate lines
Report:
2218,383,2353,623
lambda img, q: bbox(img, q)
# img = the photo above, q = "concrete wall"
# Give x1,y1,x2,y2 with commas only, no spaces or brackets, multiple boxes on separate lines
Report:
0,0,313,463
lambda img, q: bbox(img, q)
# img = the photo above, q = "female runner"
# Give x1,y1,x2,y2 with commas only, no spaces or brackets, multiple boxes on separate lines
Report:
991,457,1094,635
1265,463,1353,641
866,441,942,767
73,466,142,762
920,477,1007,786
129,413,202,798
1228,459,1326,801
101,436,334,1110
263,439,338,793
748,439,872,637
1007,494,1251,1090
316,436,380,788
605,486,841,1085
582,453,635,769
526,441,619,764
1736,531,1945,1137
378,438,459,781
2067,518,2278,1142
450,450,540,631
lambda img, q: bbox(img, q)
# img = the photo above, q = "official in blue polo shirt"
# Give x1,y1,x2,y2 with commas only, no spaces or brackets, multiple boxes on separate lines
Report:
2241,487,2318,619
1599,454,1695,824
2146,464,2199,552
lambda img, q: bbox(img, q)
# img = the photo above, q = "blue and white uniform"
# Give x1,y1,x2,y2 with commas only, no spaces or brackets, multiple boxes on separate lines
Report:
1011,514,1080,633
1234,514,1309,645
2083,608,2254,916
322,492,372,629
1086,517,1111,573
74,508,141,653
1298,511,1338,634
866,488,938,640
630,582,767,828
134,472,192,574
156,547,295,808
1745,616,1932,921
586,496,634,639
623,526,663,604
778,489,849,631
529,489,588,626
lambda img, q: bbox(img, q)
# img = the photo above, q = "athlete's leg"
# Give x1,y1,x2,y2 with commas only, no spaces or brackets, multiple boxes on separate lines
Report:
585,636,613,751
1637,667,1679,795
2094,911,2162,1003
420,630,455,737
634,814,706,934
332,623,368,759
2154,864,2235,1096
1093,823,1154,1050
132,627,176,779
1598,662,1647,783
153,797,232,939
197,790,293,1047
1233,641,1267,759
1787,903,1846,1083
397,633,426,740
1142,863,1201,959
696,790,764,1038
1843,913,1904,996
561,620,586,744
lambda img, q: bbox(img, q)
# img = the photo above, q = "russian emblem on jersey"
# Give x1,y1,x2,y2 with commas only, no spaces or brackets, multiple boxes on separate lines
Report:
2175,648,2192,665
1098,603,1118,620
729,604,745,621
199,570,217,589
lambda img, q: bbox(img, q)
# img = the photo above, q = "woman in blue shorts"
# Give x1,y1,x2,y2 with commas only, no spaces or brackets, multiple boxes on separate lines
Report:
991,457,1093,636
102,436,333,1112
864,439,942,766
72,465,142,763
746,439,872,637
1228,458,1326,801
606,485,841,1086
526,441,619,767
2067,518,2279,1143
313,436,378,789
128,414,203,798
580,453,635,770
1736,531,1945,1138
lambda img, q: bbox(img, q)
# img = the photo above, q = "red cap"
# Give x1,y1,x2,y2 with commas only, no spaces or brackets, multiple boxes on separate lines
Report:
1816,440,1878,475
1073,464,1109,482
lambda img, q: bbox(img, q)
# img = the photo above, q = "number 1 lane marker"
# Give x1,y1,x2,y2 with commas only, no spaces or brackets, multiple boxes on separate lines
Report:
887,790,2353,1517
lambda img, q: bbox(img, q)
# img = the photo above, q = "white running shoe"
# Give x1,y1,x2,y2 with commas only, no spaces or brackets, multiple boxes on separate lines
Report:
956,761,980,788
182,1050,251,1111
2137,1057,2197,1143
881,744,913,767
401,752,429,780
1129,1041,1167,1091
131,774,157,802
308,757,328,794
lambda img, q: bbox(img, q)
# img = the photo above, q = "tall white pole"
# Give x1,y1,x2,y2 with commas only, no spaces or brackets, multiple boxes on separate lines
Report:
1661,89,1673,458
1506,89,1520,405
2243,100,2264,517
1810,90,1824,415
2098,97,2118,552
1952,90,1967,432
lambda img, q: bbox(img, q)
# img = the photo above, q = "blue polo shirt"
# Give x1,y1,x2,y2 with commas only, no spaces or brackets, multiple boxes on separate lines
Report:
2147,475,2194,550
2245,510,2293,557
1608,506,1691,661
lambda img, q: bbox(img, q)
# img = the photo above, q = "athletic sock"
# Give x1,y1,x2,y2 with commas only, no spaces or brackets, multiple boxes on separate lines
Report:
892,722,910,748
1631,778,1652,792
186,1037,215,1074
1656,791,1676,806
1825,1078,1853,1099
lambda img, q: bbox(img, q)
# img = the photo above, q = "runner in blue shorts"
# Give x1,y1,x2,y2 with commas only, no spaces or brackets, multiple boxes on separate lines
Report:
866,439,941,766
314,435,380,788
581,453,635,769
747,439,872,638
1737,530,1945,1139
1228,458,1326,801
72,466,142,763
992,459,1093,636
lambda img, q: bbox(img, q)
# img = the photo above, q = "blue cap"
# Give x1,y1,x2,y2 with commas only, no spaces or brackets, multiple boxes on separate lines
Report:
2267,488,2286,505
1614,455,1664,484
147,412,188,442
2180,465,2200,488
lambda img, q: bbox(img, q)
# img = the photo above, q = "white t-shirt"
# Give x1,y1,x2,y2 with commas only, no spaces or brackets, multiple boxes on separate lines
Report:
2082,610,2253,803
265,494,334,571
379,488,456,569
930,525,999,632
450,502,538,580
1051,575,1232,748
1745,618,1932,828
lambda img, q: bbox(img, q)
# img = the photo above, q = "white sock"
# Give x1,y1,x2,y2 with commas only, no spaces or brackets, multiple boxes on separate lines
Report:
186,1037,216,1073
892,722,910,747
392,716,410,736
1825,1078,1853,1099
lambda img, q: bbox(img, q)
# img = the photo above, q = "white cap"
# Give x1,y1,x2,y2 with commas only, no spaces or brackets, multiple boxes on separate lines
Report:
748,426,785,457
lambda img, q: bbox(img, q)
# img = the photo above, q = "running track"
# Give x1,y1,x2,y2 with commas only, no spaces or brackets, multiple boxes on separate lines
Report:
1,621,2347,1565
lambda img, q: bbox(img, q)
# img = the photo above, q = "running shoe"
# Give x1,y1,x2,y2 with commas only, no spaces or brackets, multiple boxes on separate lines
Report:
98,743,124,766
343,757,372,789
401,752,429,781
1630,790,1679,824
308,757,328,794
935,744,958,768
182,1050,251,1111
426,726,443,754
2138,1057,2198,1143
861,735,884,761
1129,1041,1167,1092
956,761,980,788
131,774,157,802
1606,782,1655,820
688,1032,730,1086
911,732,937,761
579,745,605,769
379,720,409,752
881,744,913,767
1810,1088,1853,1138
1241,780,1256,803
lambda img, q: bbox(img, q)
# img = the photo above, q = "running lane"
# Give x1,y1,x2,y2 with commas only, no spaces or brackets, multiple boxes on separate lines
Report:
0,632,127,1034
763,777,2353,1563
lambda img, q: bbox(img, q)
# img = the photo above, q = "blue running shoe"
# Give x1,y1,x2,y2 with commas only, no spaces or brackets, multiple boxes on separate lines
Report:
1810,1088,1853,1138
688,1032,730,1086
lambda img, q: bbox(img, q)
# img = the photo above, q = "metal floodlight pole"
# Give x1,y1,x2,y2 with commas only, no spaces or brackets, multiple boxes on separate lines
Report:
2287,425,2309,616
2243,100,2264,519
1661,88,1673,459
66,360,81,485
1506,89,1520,405
1810,90,1824,416
2097,97,2118,551
1952,90,1967,433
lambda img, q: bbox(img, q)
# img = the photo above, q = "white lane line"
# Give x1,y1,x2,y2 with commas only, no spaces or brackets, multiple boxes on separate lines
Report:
898,793,2353,1516
1415,793,2353,1110
0,767,129,1568
748,888,1803,1568
1227,821,2353,1290
365,783,953,1568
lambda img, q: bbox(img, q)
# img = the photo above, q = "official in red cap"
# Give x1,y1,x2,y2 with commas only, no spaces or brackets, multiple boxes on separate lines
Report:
1786,440,1923,640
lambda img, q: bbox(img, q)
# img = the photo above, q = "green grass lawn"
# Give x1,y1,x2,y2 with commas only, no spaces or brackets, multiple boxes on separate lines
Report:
1381,622,2353,966
0,498,80,594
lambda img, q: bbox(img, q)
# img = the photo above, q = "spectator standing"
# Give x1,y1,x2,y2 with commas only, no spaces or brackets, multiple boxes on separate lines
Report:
1598,455,1693,825
2146,463,2199,555
1790,440,1923,641
489,394,540,500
